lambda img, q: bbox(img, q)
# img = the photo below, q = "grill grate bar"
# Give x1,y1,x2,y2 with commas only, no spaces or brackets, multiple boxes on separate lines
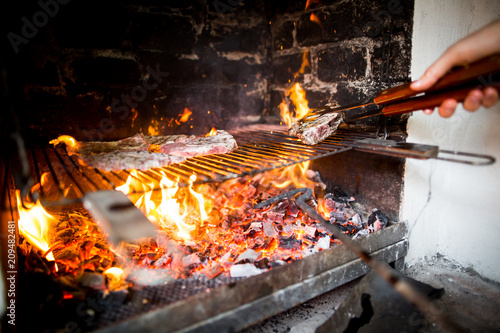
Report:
19,128,376,206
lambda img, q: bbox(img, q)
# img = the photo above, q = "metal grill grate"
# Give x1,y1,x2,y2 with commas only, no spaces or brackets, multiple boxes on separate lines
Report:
23,127,377,207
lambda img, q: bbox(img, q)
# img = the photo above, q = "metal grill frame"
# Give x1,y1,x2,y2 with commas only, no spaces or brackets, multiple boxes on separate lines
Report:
22,128,378,207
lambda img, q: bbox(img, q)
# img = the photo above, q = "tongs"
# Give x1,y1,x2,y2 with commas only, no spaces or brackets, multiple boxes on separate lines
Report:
297,54,500,127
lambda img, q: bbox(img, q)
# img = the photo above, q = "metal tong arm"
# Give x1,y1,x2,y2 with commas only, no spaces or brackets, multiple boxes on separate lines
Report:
351,138,496,165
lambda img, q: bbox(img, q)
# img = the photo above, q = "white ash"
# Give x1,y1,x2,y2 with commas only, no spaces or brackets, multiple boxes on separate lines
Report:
244,222,262,235
126,268,175,286
302,245,319,257
305,225,317,237
317,236,331,250
236,249,262,263
282,224,295,237
219,251,232,264
262,222,278,237
352,229,370,239
182,253,201,267
154,254,171,267
352,214,362,226
230,263,264,278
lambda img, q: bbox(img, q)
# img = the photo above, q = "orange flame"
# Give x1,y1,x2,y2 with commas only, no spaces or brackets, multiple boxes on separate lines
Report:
279,83,310,127
16,191,57,261
269,161,318,190
305,0,324,34
116,170,210,241
294,50,310,77
206,127,217,137
310,13,323,31
49,135,77,148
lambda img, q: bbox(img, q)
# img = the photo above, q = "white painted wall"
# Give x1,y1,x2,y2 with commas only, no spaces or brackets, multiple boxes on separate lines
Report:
404,0,500,282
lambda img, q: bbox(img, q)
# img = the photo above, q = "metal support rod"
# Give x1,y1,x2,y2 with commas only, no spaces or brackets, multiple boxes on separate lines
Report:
254,188,466,333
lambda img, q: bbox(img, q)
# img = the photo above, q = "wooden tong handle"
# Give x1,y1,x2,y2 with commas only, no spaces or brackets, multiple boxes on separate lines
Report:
381,84,499,116
374,54,500,105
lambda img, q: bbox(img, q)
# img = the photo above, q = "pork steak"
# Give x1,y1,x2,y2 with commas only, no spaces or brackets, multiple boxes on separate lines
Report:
157,130,238,157
289,112,343,145
50,133,151,155
76,151,186,171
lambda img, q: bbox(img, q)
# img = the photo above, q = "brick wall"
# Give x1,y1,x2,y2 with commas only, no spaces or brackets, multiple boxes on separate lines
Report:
268,0,414,127
3,0,413,144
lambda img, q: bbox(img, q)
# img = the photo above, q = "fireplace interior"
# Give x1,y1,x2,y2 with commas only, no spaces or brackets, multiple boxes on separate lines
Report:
2,0,500,332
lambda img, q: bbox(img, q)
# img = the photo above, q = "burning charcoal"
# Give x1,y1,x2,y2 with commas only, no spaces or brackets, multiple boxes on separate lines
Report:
266,211,284,224
352,213,362,226
262,222,278,237
342,223,361,235
282,224,295,237
330,211,346,223
220,252,231,264
255,257,270,269
204,263,224,280
302,245,319,257
344,207,358,220
303,235,317,245
305,225,316,237
317,236,331,250
230,263,264,278
182,254,201,268
324,197,336,212
279,236,302,250
154,254,172,267
329,187,355,204
287,201,300,218
243,222,262,235
78,272,106,290
236,249,262,263
54,248,79,261
264,238,278,251
156,235,171,249
333,222,349,233
367,209,389,231
239,184,257,199
353,229,370,239
252,236,266,249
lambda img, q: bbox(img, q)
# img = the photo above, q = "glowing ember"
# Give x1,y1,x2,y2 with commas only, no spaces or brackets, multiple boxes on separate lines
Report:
148,118,160,136
17,133,383,295
16,191,57,261
103,267,126,290
49,135,77,149
179,108,192,123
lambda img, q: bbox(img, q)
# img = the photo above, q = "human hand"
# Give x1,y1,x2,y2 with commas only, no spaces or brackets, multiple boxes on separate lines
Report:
410,18,500,118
